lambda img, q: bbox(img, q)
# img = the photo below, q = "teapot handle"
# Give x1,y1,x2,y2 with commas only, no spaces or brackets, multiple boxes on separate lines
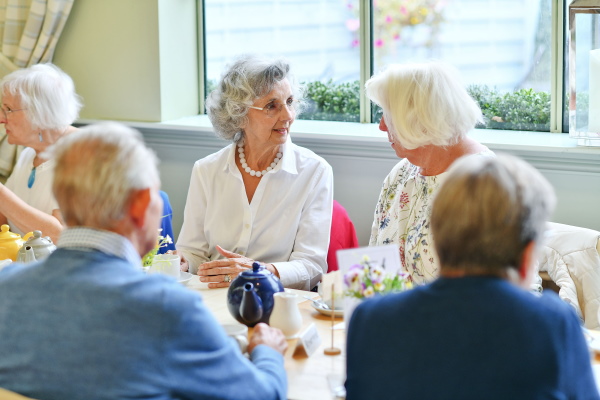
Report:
22,232,34,241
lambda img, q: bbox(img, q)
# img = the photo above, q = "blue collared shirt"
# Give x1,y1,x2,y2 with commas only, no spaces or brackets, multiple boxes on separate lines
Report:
0,227,287,399
58,227,142,268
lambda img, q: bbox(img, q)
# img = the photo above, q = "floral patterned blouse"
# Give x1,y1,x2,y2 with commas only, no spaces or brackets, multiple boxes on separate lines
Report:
369,149,494,286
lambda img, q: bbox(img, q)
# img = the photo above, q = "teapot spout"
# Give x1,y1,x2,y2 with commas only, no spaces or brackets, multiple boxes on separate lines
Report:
240,282,263,326
17,246,36,263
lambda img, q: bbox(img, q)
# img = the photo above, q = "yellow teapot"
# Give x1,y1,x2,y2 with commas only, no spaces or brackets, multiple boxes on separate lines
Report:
0,224,33,261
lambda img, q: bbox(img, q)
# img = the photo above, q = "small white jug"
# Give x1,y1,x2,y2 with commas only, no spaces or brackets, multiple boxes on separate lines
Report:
269,292,303,339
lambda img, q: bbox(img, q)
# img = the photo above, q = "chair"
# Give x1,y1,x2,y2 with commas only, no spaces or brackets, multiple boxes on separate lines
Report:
327,200,359,272
157,190,176,254
0,388,37,400
538,222,600,329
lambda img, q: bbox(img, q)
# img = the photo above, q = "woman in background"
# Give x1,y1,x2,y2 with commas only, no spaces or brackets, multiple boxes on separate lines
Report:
177,54,333,291
0,64,82,242
367,61,493,285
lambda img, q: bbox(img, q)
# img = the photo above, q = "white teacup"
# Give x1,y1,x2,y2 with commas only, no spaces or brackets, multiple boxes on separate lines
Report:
149,254,180,278
318,284,345,310
221,323,249,354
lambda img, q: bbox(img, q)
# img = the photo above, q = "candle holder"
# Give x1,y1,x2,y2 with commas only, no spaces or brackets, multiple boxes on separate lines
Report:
568,0,600,146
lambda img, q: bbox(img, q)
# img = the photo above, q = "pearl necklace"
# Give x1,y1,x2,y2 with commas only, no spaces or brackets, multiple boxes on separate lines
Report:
237,142,282,177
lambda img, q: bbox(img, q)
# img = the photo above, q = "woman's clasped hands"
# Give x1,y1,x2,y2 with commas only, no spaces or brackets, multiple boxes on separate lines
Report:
198,245,256,288
197,245,279,288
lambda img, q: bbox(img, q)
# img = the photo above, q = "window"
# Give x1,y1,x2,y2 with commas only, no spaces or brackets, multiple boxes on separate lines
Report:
203,0,561,133
563,0,600,139
204,0,360,122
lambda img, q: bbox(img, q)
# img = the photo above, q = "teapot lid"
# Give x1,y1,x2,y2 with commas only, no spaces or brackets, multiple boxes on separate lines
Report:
0,224,21,242
24,230,54,248
239,262,274,279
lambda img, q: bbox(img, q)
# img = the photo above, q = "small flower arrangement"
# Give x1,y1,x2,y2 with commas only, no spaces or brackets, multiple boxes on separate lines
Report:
343,255,411,300
142,230,173,267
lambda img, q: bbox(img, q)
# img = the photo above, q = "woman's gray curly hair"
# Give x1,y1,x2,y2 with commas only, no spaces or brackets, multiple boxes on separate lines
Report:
205,54,304,142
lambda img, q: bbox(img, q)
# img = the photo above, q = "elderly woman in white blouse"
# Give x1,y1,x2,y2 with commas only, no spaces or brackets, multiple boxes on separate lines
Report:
367,61,494,286
0,64,81,242
177,54,333,291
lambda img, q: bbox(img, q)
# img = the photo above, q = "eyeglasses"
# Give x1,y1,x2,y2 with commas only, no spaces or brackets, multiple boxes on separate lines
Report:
248,98,296,118
1,106,26,120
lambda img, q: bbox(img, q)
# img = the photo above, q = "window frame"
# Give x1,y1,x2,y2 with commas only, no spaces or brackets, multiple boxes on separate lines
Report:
198,0,567,133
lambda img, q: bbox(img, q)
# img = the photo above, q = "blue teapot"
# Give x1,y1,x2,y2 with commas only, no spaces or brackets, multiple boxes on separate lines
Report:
227,262,284,327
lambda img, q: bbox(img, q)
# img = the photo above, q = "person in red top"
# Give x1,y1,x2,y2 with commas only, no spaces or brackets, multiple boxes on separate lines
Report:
327,200,359,272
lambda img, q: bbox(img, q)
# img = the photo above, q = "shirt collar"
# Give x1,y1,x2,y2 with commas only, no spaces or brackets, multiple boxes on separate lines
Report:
279,136,297,174
225,135,297,175
57,227,142,268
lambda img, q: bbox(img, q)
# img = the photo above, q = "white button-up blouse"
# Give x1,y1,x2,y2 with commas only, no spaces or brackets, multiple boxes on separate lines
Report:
177,138,333,290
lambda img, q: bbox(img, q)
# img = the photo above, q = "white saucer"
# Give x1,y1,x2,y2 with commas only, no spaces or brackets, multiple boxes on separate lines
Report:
311,302,343,318
178,271,193,286
582,328,600,354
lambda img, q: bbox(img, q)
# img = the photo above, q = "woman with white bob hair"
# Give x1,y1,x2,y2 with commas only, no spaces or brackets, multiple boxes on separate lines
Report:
0,64,82,242
367,61,494,285
177,54,333,291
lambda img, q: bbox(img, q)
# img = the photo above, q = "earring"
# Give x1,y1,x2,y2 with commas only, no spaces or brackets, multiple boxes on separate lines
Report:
38,132,43,142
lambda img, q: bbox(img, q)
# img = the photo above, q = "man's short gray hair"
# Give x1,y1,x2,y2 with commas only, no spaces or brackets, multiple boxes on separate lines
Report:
205,54,304,142
0,63,82,131
50,122,159,229
365,61,483,150
431,154,556,272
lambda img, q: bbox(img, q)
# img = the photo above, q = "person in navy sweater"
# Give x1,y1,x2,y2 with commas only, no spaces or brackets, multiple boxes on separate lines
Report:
346,154,598,400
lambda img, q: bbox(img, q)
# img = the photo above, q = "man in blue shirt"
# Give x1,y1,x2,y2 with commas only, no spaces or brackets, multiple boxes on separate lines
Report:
345,155,599,400
0,122,288,400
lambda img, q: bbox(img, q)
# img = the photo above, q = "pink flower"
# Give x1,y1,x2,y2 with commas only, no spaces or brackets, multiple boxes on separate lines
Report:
400,6,407,15
351,39,359,48
375,39,384,47
385,15,392,23
345,18,360,32
399,238,406,269
399,192,409,209
393,33,400,40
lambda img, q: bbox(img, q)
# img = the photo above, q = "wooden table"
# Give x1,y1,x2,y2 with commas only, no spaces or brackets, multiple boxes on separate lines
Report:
185,276,346,400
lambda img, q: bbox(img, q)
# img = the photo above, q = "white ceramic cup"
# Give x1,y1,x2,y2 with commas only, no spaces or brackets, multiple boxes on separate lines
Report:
150,254,180,278
318,284,345,310
221,323,249,354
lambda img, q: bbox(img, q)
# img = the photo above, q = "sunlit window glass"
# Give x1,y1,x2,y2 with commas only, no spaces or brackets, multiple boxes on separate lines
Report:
204,0,361,122
563,0,600,138
369,0,552,131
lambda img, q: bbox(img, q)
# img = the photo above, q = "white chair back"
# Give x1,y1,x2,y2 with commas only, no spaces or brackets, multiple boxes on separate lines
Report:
539,222,600,329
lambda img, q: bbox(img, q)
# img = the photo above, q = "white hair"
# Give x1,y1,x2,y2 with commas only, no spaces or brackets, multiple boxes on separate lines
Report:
50,122,159,229
0,63,82,131
431,154,556,272
205,54,304,142
365,61,483,150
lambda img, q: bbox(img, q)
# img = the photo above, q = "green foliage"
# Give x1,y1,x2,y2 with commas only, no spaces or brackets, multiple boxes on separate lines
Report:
467,85,551,132
142,233,173,267
301,80,360,122
203,78,551,132
205,79,217,96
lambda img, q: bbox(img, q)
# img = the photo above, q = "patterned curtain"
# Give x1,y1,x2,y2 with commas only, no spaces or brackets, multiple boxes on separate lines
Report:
0,0,74,181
